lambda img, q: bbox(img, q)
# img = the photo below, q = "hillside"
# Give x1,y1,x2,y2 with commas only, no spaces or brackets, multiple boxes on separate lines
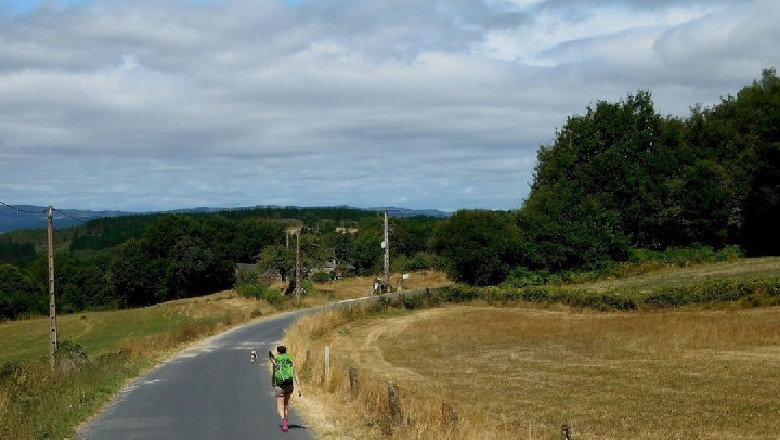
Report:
0,204,450,233
0,206,128,233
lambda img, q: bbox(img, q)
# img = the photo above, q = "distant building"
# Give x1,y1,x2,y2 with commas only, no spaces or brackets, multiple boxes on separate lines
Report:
235,263,283,284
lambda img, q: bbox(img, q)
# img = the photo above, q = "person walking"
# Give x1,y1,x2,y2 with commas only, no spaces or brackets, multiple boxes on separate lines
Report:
269,345,302,432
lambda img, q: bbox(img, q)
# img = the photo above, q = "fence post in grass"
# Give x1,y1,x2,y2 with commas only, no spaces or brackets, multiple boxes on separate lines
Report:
304,350,311,380
388,382,403,427
561,424,573,440
441,401,458,429
349,366,359,398
324,346,330,385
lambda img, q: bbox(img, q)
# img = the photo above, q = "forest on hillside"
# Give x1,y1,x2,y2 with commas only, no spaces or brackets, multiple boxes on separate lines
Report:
1,69,778,319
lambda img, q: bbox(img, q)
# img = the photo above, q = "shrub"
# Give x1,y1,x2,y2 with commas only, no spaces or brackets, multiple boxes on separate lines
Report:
416,275,780,311
261,288,286,306
629,245,744,267
236,284,266,299
503,267,547,288
236,283,288,306
301,280,317,295
310,272,332,283
645,277,780,308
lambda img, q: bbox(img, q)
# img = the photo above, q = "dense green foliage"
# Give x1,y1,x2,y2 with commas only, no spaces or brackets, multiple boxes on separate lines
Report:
108,215,284,307
432,210,521,285
0,207,443,319
0,242,36,264
522,69,779,262
0,254,114,318
0,264,40,318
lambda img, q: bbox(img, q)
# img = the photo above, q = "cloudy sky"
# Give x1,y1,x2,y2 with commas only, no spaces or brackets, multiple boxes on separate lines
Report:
0,0,777,213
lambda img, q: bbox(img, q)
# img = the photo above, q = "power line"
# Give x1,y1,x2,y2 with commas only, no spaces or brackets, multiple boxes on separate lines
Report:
0,199,89,224
51,207,88,225
0,199,48,214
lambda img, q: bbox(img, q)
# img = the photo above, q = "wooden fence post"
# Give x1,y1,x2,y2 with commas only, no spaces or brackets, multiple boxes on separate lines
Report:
561,424,574,440
349,366,359,398
388,382,403,427
323,346,330,384
441,401,458,428
304,350,311,379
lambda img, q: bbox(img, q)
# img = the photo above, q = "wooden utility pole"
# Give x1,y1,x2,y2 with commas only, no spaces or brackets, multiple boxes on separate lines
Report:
383,211,389,287
295,230,302,299
48,206,58,369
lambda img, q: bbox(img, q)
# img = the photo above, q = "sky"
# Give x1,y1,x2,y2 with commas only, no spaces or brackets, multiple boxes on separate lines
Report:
0,0,777,213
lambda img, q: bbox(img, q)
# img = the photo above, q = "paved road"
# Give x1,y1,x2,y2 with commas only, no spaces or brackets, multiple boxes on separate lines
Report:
77,310,317,440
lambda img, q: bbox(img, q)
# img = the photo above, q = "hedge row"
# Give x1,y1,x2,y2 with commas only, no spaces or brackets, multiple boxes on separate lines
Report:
395,277,780,311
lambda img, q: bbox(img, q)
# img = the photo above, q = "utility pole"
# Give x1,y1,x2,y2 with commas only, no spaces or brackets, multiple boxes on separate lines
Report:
295,230,302,299
383,211,389,288
48,206,58,369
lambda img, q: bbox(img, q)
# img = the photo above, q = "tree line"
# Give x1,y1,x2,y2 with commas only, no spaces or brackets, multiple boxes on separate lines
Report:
435,68,779,284
0,207,441,318
1,69,778,319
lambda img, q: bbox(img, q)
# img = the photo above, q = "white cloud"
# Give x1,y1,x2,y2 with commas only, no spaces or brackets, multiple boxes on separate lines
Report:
0,0,776,212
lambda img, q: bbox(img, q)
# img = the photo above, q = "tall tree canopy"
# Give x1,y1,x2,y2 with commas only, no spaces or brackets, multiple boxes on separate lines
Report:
433,210,521,285
520,68,780,270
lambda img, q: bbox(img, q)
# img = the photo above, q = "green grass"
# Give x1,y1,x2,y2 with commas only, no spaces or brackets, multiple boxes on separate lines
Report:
413,258,780,311
0,308,196,364
581,256,780,293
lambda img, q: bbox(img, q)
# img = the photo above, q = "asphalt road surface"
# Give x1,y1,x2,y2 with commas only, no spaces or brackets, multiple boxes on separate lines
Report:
76,310,318,440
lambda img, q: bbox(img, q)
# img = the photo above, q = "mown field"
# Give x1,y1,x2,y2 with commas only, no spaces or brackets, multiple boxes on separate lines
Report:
286,259,780,440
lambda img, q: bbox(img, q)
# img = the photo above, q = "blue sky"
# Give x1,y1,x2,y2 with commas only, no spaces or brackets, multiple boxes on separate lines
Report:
1,0,85,15
0,0,778,212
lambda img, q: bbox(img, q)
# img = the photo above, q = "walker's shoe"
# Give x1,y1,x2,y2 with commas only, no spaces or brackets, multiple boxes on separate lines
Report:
282,418,289,432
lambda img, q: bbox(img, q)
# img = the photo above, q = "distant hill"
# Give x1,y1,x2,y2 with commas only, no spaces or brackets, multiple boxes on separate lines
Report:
0,206,130,233
368,206,452,218
0,204,451,233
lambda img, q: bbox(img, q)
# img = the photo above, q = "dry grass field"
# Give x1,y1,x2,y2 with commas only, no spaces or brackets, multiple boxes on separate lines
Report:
288,304,780,439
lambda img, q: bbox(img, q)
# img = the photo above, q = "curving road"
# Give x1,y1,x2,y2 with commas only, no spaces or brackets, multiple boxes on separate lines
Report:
76,310,318,440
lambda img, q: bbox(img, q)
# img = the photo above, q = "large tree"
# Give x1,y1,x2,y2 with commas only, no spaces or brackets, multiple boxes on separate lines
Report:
256,244,295,282
433,210,521,285
520,79,778,265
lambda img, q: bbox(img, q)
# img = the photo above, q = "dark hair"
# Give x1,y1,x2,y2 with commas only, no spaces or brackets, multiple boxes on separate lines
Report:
277,345,287,354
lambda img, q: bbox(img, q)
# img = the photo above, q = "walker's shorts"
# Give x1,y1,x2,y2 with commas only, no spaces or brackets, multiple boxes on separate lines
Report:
274,383,294,397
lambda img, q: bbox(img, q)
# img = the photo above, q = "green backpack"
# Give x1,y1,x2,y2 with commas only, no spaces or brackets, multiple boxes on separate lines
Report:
274,353,295,385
